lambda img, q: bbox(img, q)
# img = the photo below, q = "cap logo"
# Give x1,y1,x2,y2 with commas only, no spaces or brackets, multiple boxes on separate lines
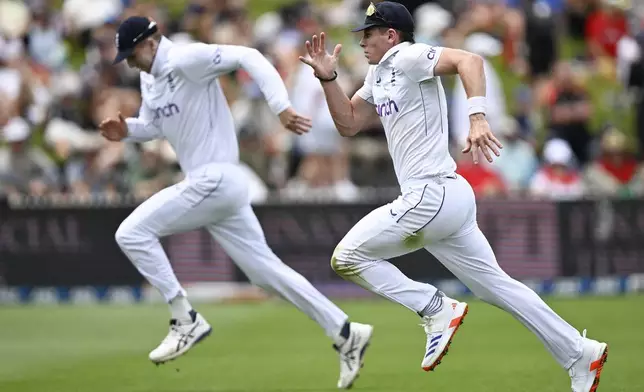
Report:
366,2,376,16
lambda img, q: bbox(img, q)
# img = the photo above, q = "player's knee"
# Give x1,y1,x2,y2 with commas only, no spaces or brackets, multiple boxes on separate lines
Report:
115,223,147,249
330,244,360,277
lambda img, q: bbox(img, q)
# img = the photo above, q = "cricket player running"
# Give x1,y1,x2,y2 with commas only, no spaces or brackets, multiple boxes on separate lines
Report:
98,16,372,389
300,2,608,391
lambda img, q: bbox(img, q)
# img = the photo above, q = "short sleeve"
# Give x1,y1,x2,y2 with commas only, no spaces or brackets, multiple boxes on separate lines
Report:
396,44,444,83
355,66,376,105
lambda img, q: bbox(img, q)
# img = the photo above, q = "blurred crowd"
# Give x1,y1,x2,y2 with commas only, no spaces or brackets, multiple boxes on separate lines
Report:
2,0,644,202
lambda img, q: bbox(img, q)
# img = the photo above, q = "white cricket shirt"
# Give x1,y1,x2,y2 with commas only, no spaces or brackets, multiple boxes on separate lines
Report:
125,37,291,174
356,42,456,189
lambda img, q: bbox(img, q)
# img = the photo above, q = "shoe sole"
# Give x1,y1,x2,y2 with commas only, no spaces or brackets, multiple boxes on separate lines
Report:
422,304,469,372
152,326,213,366
589,345,609,392
342,327,374,390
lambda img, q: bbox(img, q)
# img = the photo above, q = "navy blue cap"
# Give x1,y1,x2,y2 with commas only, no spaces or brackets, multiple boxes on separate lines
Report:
351,1,414,33
112,16,158,64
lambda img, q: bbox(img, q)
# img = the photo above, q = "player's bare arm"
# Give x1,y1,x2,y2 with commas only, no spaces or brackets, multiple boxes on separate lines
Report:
434,48,503,164
299,32,375,137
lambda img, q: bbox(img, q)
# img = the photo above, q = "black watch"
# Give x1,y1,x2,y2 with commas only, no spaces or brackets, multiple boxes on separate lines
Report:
316,71,338,82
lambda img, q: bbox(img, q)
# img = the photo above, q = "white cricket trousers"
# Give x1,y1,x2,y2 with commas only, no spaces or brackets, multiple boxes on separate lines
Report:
115,162,348,339
332,173,583,369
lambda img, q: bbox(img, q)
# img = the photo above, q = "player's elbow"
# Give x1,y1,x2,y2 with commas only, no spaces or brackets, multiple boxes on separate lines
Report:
241,47,265,66
337,126,360,137
462,52,484,71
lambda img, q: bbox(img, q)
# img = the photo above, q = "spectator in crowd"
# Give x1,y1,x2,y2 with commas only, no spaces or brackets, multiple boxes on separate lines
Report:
451,33,507,149
491,115,538,196
127,140,181,199
617,9,644,156
565,0,595,41
413,3,453,46
529,138,585,200
544,60,593,165
457,154,508,199
512,85,538,145
25,3,68,72
586,0,629,62
453,0,526,70
0,117,59,197
521,0,559,91
0,0,641,202
584,127,644,198
0,36,33,122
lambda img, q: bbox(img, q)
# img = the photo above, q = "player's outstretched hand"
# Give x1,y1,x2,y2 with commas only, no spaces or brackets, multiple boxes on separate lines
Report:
299,32,342,80
99,112,128,142
279,107,312,135
462,114,503,164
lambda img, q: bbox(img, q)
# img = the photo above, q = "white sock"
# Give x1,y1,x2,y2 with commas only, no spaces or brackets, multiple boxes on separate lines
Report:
169,295,193,324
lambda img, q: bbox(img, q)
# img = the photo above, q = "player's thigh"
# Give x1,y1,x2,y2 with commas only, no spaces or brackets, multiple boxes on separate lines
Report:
117,184,192,238
333,203,420,267
119,164,248,237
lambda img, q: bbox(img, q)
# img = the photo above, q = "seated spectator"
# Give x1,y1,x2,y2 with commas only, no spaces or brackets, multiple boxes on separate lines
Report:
529,138,585,200
127,140,181,199
491,115,538,196
63,132,125,196
457,155,507,199
453,0,525,69
451,33,507,148
544,60,593,164
585,0,629,76
583,127,644,198
0,117,59,196
25,4,68,71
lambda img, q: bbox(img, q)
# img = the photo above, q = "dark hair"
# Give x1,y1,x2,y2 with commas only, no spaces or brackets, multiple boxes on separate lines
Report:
399,30,415,44
377,27,415,44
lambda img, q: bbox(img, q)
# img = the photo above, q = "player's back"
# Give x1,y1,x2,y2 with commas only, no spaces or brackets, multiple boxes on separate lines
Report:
359,42,456,189
139,38,239,174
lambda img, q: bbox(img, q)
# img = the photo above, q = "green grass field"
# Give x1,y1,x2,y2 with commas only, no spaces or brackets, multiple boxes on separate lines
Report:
1,295,642,392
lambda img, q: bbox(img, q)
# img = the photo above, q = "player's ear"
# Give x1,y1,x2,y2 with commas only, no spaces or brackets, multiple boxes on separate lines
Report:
387,28,396,42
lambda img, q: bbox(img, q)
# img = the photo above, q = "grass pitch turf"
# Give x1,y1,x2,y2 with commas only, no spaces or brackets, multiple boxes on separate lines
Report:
0,295,641,391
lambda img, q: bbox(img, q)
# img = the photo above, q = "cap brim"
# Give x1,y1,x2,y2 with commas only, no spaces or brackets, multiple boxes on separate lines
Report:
351,23,382,32
112,48,134,65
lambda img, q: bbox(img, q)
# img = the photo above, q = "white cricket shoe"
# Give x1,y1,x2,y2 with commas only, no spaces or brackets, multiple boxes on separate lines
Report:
420,297,468,372
335,322,374,389
569,329,609,392
149,312,212,364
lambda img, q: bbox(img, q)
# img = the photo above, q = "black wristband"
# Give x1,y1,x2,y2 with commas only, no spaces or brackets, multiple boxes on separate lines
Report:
316,71,338,82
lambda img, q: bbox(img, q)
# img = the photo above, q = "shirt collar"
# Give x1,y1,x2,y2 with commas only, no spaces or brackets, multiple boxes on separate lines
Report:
150,36,172,77
378,41,411,65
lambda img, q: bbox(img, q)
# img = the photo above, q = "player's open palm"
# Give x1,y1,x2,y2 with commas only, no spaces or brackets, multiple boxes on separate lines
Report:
299,32,341,80
99,112,128,142
462,115,503,164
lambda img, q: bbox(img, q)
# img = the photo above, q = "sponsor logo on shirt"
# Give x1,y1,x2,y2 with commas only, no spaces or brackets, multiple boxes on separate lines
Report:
427,47,437,60
376,98,399,117
153,103,180,120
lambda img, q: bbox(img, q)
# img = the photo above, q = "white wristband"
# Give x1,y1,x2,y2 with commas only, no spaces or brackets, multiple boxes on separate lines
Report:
467,96,487,116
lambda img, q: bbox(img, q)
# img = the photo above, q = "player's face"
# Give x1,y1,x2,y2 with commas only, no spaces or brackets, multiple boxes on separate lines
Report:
126,39,156,72
359,27,396,65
